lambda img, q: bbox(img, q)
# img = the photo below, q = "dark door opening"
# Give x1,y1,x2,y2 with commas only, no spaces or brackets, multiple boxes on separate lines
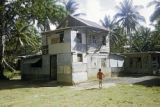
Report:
50,55,57,80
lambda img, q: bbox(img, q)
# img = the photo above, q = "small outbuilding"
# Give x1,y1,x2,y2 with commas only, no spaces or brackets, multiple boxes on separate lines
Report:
123,52,160,75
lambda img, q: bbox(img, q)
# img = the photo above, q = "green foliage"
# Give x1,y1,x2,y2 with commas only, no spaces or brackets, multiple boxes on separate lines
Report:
62,0,85,17
148,0,160,22
131,27,152,52
115,0,145,33
0,0,66,76
110,26,127,53
3,69,14,79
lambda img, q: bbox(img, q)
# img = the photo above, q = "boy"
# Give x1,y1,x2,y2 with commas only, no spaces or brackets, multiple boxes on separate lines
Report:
97,68,105,88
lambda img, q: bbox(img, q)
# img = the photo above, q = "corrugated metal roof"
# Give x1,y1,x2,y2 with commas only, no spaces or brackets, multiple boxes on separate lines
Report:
73,16,108,31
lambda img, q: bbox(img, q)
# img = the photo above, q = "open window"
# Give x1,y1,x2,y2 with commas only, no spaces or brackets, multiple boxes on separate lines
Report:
76,33,82,43
42,45,48,55
31,58,42,68
102,36,106,45
24,57,42,68
77,54,83,62
60,33,64,43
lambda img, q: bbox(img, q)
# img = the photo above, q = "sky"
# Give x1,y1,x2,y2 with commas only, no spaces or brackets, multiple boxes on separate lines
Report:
76,0,154,28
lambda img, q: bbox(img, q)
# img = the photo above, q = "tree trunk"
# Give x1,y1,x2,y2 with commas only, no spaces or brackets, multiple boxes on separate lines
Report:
0,34,6,79
0,0,7,79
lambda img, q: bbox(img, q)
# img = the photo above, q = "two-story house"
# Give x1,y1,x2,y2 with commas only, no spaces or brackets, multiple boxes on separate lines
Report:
21,15,123,84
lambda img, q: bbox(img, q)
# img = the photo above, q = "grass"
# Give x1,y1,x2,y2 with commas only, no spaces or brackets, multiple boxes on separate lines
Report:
0,83,160,107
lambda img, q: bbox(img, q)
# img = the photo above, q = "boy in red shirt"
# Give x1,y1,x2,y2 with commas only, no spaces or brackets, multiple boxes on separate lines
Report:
97,68,105,88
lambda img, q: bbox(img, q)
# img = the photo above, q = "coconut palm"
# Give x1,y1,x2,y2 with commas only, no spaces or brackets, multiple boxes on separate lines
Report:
148,0,160,22
115,0,145,33
63,0,85,16
114,0,145,51
100,16,127,52
100,15,115,30
100,16,118,45
131,27,152,52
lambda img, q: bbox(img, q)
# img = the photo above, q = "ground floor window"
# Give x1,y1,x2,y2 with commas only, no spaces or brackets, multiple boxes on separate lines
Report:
77,54,83,62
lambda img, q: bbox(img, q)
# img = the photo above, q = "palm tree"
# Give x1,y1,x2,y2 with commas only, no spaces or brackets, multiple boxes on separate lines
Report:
132,27,152,52
63,0,85,16
148,0,160,22
100,16,118,46
100,16,127,52
114,0,145,51
100,15,115,30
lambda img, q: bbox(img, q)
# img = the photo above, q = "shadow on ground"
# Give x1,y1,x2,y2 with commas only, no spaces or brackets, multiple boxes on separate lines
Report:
0,80,68,90
134,78,160,87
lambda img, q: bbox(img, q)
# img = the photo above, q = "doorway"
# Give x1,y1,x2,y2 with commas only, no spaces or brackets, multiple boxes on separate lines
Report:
50,55,57,80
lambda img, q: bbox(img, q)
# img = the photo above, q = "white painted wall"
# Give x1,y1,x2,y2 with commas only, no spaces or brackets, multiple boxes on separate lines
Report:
72,72,88,83
71,30,86,53
109,55,124,68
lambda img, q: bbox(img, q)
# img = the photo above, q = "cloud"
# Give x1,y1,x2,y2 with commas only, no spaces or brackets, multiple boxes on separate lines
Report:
77,0,154,27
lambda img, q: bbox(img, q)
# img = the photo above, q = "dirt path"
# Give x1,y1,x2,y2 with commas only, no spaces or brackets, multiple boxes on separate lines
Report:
71,76,160,90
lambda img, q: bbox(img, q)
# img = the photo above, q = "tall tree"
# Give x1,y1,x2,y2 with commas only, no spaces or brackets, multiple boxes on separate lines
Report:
131,27,152,52
100,15,115,30
100,16,127,53
62,0,85,16
0,0,6,79
148,0,160,22
0,0,65,79
114,0,145,50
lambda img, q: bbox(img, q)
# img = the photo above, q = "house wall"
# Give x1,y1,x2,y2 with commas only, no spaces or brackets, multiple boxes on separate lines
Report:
21,56,50,81
57,53,72,83
47,30,73,83
86,31,109,53
48,30,71,54
87,54,111,79
124,54,152,74
70,29,110,81
70,29,88,83
109,55,124,76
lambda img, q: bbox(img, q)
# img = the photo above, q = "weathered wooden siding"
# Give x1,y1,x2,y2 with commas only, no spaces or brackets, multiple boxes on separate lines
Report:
124,53,152,74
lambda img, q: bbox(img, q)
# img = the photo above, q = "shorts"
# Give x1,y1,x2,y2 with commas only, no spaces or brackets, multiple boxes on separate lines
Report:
99,79,102,84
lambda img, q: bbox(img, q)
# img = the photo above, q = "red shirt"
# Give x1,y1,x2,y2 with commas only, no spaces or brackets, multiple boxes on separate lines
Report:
97,71,104,80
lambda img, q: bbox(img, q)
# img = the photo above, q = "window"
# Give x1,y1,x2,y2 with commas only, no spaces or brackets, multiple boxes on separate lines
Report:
77,54,83,62
92,35,96,43
60,33,64,43
76,33,82,43
101,58,106,67
129,58,133,68
102,36,106,45
42,45,48,55
31,58,42,68
51,38,59,44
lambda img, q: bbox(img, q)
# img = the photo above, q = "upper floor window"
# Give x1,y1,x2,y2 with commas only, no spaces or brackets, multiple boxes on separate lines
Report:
92,35,96,43
60,33,64,43
50,32,64,44
76,33,82,43
102,36,106,45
